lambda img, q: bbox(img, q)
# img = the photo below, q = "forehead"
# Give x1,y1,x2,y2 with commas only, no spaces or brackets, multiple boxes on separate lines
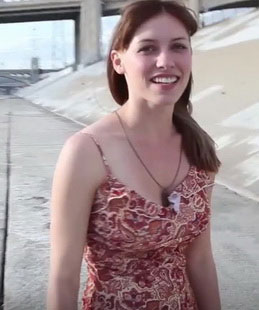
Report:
131,13,189,43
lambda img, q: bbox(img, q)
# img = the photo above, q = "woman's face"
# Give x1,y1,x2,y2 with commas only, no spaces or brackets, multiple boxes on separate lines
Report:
112,13,192,107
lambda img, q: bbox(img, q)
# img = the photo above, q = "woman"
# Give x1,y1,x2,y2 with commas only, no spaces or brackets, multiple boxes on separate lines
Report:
47,1,221,309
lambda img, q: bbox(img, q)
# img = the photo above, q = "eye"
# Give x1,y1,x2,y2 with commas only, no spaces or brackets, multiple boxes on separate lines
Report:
138,45,157,53
171,43,188,51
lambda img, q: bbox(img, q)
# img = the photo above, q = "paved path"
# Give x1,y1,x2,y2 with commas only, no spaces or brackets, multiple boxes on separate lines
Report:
0,97,258,309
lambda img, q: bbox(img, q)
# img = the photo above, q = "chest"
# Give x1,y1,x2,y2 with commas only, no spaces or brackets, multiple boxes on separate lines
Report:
101,137,191,206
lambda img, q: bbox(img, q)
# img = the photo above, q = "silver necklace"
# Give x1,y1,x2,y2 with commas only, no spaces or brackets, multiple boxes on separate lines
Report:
114,110,182,207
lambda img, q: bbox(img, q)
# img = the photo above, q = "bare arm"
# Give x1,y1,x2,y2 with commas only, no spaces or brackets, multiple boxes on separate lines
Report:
186,176,221,310
47,133,100,310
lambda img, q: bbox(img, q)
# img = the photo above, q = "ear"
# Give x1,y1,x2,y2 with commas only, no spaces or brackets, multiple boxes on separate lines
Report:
110,50,125,75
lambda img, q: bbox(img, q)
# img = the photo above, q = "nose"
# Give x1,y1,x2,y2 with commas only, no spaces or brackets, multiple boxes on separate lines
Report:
156,50,175,69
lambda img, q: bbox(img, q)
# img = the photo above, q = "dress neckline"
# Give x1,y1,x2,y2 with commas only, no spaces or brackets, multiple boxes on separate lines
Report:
80,131,196,208
97,163,195,209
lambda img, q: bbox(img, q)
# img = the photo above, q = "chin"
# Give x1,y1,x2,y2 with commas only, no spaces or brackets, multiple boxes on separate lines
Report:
149,94,181,107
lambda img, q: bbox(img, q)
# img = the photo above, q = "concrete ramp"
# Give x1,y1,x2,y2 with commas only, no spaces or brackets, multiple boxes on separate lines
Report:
192,8,259,200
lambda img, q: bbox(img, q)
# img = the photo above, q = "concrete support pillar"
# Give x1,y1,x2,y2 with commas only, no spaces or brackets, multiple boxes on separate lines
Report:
31,57,40,83
79,0,101,66
75,18,80,67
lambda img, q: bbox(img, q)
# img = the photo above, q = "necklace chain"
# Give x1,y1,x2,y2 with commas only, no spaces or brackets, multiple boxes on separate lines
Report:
114,110,183,194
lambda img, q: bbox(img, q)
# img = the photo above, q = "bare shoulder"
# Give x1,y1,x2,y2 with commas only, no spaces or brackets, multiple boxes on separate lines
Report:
57,129,106,188
63,129,96,159
58,111,117,181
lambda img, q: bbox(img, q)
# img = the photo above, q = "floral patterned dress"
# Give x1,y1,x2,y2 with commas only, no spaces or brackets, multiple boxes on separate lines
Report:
82,134,213,310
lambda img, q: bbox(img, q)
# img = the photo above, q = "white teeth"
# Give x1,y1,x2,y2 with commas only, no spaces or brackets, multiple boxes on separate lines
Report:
152,76,178,84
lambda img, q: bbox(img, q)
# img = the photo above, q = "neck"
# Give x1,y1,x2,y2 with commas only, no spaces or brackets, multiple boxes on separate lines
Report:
116,100,177,144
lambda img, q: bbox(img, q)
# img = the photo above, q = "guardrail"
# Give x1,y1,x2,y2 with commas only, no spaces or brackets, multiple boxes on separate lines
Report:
0,64,76,94
0,75,29,95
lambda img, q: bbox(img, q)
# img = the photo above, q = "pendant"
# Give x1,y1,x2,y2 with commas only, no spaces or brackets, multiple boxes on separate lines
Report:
168,192,181,213
161,189,181,213
161,189,170,207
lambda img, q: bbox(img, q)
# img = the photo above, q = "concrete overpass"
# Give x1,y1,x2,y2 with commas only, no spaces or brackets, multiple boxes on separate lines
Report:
0,0,258,67
0,0,128,66
200,0,259,11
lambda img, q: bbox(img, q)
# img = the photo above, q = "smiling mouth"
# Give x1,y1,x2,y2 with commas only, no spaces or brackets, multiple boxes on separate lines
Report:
150,76,179,84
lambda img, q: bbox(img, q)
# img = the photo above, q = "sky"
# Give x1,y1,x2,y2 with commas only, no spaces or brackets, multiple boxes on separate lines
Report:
0,8,254,69
0,16,120,69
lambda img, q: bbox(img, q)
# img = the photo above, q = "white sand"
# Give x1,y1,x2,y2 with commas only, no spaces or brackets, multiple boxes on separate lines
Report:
17,8,259,201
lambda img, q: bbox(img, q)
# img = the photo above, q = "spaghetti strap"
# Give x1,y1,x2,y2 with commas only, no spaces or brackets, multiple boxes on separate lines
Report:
78,131,112,175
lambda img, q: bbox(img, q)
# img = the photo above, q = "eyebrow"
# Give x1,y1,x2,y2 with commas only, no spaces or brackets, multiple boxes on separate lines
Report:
138,37,188,43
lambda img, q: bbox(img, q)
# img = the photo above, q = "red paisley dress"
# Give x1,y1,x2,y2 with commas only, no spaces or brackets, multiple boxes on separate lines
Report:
81,134,213,310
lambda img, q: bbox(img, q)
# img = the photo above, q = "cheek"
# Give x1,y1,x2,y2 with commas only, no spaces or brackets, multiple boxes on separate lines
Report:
124,59,150,82
182,55,192,74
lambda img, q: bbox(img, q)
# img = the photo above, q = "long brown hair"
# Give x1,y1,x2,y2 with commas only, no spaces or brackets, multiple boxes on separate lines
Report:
107,0,221,172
